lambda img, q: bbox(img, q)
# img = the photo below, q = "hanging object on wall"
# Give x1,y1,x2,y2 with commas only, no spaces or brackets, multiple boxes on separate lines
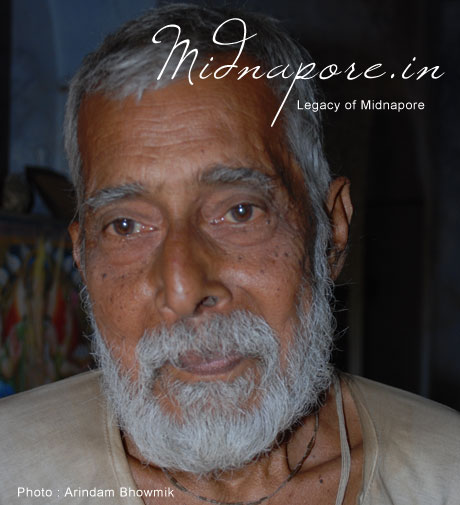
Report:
0,216,90,397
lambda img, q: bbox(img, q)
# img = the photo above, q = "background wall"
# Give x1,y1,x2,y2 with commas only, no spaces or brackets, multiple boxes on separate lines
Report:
2,0,459,409
8,0,156,211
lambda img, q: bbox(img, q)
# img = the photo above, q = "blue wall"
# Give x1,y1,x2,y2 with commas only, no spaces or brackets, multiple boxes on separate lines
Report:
10,0,157,179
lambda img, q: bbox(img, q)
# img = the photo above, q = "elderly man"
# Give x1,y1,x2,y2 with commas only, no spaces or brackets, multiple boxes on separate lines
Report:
1,4,459,505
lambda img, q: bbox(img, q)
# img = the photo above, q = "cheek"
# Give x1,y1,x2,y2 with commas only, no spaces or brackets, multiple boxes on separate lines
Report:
85,253,153,368
224,238,306,326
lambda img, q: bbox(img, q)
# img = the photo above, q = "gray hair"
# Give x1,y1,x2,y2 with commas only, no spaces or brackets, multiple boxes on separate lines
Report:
64,3,333,288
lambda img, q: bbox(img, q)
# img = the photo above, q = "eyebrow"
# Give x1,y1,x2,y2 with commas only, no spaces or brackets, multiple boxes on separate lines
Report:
200,165,275,195
83,182,147,211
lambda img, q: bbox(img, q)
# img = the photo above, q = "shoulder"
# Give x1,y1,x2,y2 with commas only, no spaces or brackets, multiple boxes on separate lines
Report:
343,373,460,504
345,372,460,426
344,373,460,438
0,371,120,501
0,368,102,408
0,370,104,437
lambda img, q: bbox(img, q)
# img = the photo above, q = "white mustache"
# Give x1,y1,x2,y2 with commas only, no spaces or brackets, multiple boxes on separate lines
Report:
135,311,279,377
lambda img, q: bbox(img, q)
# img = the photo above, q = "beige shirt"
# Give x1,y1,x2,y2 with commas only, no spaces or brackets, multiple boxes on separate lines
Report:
0,371,459,504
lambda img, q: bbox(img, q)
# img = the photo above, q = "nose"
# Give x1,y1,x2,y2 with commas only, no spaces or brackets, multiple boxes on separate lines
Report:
151,224,231,319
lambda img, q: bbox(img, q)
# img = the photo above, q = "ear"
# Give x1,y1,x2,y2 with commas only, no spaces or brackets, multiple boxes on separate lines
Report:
68,221,84,279
326,177,353,280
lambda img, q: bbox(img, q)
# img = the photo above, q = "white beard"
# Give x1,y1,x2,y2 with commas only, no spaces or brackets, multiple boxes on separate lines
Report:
89,289,334,476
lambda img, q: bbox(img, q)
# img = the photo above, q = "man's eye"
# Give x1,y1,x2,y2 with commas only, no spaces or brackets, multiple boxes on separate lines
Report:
107,218,150,236
225,203,255,223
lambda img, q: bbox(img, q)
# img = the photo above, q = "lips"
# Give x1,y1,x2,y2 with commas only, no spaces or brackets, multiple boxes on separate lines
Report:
178,351,244,376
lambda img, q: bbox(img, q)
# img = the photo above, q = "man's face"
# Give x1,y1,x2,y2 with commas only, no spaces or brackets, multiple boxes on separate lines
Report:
70,68,339,474
74,71,309,391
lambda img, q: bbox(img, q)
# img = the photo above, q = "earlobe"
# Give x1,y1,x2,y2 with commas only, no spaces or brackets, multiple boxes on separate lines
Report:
326,177,353,280
68,221,83,275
